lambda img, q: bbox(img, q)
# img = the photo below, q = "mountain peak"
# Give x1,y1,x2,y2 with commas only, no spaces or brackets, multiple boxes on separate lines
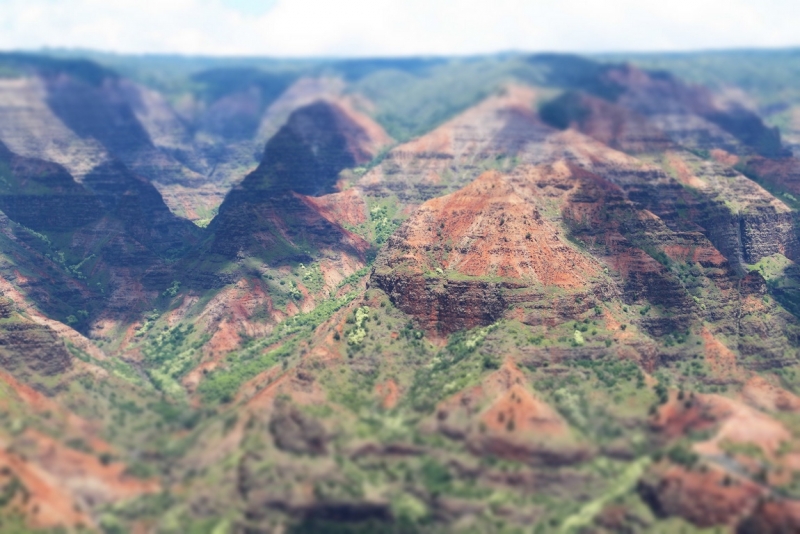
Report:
242,99,391,195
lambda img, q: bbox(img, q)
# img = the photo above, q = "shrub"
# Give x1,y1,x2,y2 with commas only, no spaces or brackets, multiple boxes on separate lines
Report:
667,444,699,468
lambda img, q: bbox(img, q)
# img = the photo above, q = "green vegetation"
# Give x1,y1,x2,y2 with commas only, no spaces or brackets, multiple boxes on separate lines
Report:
406,324,496,412
346,306,370,346
560,457,650,533
199,290,360,402
143,323,210,395
163,280,181,298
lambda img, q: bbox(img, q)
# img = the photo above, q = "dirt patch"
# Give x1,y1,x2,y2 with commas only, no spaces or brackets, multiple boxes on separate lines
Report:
0,429,159,529
739,498,800,533
710,148,740,167
740,375,800,413
299,187,368,228
479,383,568,436
183,319,241,390
0,444,92,529
653,392,791,459
701,327,744,380
402,170,601,286
433,360,586,464
375,379,400,409
665,151,707,188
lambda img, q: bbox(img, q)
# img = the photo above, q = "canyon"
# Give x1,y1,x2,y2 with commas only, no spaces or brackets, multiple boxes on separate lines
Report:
0,51,798,533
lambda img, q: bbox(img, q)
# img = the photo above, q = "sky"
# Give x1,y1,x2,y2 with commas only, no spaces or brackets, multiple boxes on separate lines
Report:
0,0,798,57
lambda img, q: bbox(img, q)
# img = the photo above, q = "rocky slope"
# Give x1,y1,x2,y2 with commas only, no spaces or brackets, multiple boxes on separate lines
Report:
0,139,200,331
371,168,613,334
199,99,390,265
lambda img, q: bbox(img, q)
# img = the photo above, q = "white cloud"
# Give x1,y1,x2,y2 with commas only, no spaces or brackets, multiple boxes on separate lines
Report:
0,0,798,56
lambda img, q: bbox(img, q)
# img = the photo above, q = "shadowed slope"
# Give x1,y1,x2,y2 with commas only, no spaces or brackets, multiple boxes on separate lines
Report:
202,100,390,265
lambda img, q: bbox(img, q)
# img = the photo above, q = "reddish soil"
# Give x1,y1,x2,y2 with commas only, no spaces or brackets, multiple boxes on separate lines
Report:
305,343,342,367
299,187,368,228
739,498,800,532
0,371,110,453
698,404,790,460
399,170,601,286
0,444,92,528
740,293,768,316
434,360,527,435
701,327,744,379
183,319,242,391
565,92,673,153
740,375,800,413
480,383,567,436
375,379,400,409
0,429,159,529
663,243,727,267
710,148,739,167
640,462,764,528
433,360,583,464
665,151,707,188
652,392,791,459
0,370,64,414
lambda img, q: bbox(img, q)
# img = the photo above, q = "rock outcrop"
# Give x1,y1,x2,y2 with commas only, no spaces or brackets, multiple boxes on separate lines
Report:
371,168,613,334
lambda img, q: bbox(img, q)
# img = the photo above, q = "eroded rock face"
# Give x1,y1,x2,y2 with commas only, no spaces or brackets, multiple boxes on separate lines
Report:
538,69,800,268
0,139,199,254
0,142,104,231
0,56,344,220
0,140,203,323
208,189,369,263
0,57,204,190
603,63,787,158
2,52,800,533
44,72,153,163
371,169,613,334
359,85,551,205
0,311,73,379
539,90,673,154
